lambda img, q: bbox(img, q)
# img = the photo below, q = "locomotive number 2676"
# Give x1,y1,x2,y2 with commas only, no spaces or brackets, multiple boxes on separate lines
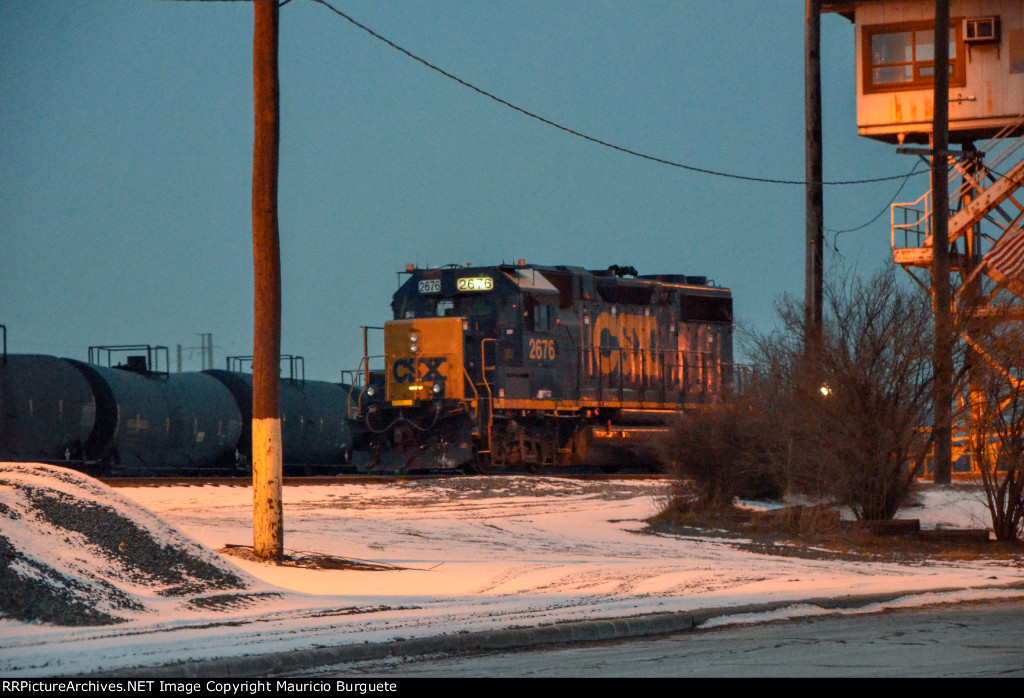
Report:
456,276,494,292
528,338,556,361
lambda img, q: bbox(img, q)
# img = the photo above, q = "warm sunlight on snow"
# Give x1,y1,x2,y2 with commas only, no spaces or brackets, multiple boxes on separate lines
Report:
0,463,1020,676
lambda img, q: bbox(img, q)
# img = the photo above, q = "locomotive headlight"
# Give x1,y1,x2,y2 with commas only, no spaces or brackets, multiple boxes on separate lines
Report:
409,332,419,343
366,386,376,397
410,342,419,353
432,382,443,395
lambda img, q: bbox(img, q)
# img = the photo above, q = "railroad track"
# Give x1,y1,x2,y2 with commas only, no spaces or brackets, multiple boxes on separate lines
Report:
102,470,663,487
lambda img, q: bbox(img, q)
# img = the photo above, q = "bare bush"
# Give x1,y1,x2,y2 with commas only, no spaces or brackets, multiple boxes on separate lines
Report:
748,267,939,521
963,304,1024,542
661,402,784,513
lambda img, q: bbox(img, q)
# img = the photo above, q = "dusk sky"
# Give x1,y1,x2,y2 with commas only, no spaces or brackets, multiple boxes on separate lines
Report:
0,1,925,380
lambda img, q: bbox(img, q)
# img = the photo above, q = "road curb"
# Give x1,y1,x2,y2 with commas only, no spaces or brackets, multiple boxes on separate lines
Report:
104,585,1024,677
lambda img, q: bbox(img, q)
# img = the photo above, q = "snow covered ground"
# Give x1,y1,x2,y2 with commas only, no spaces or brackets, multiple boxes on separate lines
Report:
1,462,1023,677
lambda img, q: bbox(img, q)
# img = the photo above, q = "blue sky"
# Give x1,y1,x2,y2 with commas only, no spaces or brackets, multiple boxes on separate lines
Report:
0,1,923,380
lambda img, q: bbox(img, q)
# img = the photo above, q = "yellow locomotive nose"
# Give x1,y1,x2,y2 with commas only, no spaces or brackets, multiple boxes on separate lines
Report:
384,317,465,405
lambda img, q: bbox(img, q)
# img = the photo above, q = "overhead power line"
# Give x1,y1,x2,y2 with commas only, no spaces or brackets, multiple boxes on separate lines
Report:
164,0,922,187
827,160,926,251
308,0,922,187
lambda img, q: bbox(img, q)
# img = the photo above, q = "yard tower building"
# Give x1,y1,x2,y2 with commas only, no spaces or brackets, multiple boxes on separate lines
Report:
824,0,1024,478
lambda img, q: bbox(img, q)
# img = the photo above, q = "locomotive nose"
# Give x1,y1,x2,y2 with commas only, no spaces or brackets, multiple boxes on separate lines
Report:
383,317,464,406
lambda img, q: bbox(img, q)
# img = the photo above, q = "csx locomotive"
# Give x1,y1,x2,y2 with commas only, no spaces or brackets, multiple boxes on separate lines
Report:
354,262,735,472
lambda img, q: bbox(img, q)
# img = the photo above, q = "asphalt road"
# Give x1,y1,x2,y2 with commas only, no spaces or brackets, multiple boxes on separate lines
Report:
312,598,1024,678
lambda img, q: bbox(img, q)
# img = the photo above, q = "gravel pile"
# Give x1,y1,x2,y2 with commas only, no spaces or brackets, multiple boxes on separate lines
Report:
0,462,251,626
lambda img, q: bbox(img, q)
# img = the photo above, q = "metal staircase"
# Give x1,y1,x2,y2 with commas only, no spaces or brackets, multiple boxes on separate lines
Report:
889,116,1024,409
891,115,1024,298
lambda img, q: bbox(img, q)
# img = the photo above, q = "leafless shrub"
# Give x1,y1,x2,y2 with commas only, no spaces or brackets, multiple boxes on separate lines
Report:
659,266,949,526
747,267,939,521
962,303,1024,542
747,504,841,536
660,401,785,513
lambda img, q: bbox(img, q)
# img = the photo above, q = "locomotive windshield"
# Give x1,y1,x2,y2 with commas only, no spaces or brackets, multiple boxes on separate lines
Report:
394,290,500,320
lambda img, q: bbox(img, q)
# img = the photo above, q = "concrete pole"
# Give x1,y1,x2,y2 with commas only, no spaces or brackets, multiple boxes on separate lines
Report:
252,0,283,559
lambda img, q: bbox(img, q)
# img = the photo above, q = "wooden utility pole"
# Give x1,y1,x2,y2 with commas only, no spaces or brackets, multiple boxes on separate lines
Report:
931,0,953,485
805,0,824,351
252,0,283,559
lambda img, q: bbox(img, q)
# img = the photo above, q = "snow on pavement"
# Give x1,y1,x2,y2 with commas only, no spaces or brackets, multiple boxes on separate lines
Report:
1,462,1022,677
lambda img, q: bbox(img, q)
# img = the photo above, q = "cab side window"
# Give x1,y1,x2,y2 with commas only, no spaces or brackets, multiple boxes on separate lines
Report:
535,303,549,332
526,297,553,332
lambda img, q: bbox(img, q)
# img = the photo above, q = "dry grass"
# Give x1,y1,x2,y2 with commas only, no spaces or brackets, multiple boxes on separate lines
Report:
219,544,404,571
648,503,1024,564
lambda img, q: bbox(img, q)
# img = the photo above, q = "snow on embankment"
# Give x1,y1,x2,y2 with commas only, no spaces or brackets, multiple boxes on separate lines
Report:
0,462,254,626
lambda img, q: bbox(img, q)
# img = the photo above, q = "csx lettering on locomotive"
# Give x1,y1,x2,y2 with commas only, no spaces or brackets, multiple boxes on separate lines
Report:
391,357,448,384
591,310,659,379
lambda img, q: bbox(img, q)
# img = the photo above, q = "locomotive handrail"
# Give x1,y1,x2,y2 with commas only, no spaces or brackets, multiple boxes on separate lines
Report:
362,325,382,370
580,342,722,409
478,338,496,453
355,325,386,417
461,363,481,414
350,353,385,418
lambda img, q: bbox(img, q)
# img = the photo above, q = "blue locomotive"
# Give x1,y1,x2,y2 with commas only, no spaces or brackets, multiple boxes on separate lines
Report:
353,262,735,472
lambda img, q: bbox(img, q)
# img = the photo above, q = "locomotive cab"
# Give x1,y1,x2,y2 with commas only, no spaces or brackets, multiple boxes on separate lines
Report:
383,265,565,408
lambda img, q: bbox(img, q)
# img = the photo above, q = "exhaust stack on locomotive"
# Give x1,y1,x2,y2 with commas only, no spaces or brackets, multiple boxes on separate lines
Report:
356,261,735,472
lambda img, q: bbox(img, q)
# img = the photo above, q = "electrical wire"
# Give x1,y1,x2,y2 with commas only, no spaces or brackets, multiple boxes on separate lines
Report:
826,160,926,253
308,0,923,187
161,0,925,187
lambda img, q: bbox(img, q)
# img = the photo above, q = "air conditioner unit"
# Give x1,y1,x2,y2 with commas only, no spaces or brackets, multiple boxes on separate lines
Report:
965,17,1000,44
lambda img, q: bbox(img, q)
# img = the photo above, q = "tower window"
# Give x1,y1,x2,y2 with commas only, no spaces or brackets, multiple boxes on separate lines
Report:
863,19,965,93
